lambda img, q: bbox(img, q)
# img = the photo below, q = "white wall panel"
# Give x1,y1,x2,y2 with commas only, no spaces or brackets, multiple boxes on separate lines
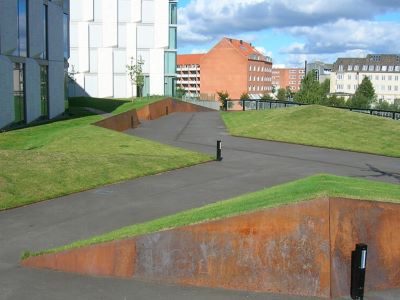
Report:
89,49,98,73
69,49,79,72
132,0,142,22
102,0,118,47
118,0,131,22
25,59,41,123
118,24,127,48
0,1,18,55
98,48,114,97
78,22,90,72
154,0,168,48
70,23,80,48
48,61,65,118
93,0,103,21
149,48,164,95
89,24,103,48
137,25,154,49
84,74,98,97
0,56,14,128
113,50,127,74
71,0,93,21
114,75,127,98
142,1,155,23
28,0,45,58
126,23,137,97
137,50,150,74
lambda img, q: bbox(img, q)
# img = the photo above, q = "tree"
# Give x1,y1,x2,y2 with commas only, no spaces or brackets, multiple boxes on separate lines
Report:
240,92,250,101
320,79,330,96
261,93,273,101
348,76,376,109
277,88,286,101
285,86,293,100
126,56,145,100
294,71,325,104
217,90,229,110
325,95,346,107
176,87,186,98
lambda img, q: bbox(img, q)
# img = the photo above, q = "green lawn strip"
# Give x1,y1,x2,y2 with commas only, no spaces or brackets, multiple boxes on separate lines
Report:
68,96,164,115
221,105,400,157
0,100,212,210
25,174,400,259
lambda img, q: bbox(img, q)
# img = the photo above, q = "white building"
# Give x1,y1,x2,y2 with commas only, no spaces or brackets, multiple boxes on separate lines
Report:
68,0,177,99
0,0,69,129
331,55,400,103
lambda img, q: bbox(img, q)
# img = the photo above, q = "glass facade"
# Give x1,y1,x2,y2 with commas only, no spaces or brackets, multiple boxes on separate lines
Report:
13,63,26,123
40,4,48,60
40,66,49,118
63,13,69,59
168,27,177,49
169,2,177,25
165,51,176,75
13,0,28,57
164,76,176,97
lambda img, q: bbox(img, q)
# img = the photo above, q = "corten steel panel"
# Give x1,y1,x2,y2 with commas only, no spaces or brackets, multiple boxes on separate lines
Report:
330,198,400,298
94,109,141,132
22,239,136,278
135,198,331,298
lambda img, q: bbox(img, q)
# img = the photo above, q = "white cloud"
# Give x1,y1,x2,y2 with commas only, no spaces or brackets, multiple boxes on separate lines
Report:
190,48,208,54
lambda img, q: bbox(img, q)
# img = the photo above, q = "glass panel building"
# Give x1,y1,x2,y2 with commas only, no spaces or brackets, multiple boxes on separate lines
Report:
68,0,177,98
0,0,70,129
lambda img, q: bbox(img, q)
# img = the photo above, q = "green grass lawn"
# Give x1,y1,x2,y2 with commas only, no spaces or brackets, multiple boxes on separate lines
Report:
24,174,400,258
221,105,400,157
0,98,211,211
68,96,164,115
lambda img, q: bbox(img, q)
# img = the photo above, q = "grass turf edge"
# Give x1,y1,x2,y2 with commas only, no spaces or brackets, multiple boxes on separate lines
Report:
22,174,400,259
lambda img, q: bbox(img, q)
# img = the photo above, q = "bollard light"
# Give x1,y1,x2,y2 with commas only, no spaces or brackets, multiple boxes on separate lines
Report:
351,244,368,300
216,140,223,161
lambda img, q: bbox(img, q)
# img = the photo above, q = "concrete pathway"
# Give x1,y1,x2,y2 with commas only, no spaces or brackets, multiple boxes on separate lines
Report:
0,111,399,300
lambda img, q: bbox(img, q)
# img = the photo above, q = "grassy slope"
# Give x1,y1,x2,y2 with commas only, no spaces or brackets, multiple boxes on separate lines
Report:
27,174,400,258
0,99,211,210
68,96,164,115
221,105,400,157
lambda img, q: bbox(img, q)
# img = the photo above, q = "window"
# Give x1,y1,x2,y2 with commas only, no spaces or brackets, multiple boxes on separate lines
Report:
348,74,352,80
375,75,379,81
13,0,28,57
388,85,392,91
348,65,353,71
375,65,381,71
389,66,394,72
388,75,392,81
395,86,398,91
13,63,26,123
168,27,177,49
338,65,343,71
40,4,48,59
382,75,386,80
382,65,387,72
63,13,69,59
395,66,400,72
164,51,176,75
40,66,49,118
369,65,374,71
362,65,368,71
354,65,359,71
169,2,177,25
395,76,399,81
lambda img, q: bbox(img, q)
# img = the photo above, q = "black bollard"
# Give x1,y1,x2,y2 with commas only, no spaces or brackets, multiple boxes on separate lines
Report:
351,244,368,300
216,140,223,161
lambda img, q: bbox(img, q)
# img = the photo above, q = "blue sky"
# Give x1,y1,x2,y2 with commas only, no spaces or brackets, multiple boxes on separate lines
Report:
177,0,400,67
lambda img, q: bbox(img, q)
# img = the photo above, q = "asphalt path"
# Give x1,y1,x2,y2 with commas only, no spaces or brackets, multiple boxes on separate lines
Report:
1,111,399,300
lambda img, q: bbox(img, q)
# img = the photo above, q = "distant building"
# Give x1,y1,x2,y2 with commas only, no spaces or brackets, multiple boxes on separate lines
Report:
177,54,203,97
68,0,177,98
191,38,273,100
0,0,69,129
306,61,332,83
272,68,305,92
330,54,400,102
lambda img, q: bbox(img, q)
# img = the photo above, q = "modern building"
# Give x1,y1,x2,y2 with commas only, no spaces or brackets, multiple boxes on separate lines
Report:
306,61,332,83
68,0,177,99
272,68,305,92
177,54,203,97
330,54,400,102
0,0,69,129
197,38,272,100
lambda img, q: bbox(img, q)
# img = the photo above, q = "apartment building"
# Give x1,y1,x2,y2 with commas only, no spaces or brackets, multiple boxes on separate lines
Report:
177,54,203,97
272,68,305,92
0,0,69,129
331,54,400,102
198,38,272,100
306,61,332,83
68,0,177,98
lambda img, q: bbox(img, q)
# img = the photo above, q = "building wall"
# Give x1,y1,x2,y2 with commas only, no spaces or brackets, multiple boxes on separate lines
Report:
0,0,68,129
177,54,203,97
248,60,273,97
272,68,305,92
69,0,176,98
200,39,248,100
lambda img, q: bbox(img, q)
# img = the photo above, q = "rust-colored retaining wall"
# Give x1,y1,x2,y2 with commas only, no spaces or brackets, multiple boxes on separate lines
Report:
94,98,214,132
22,198,400,298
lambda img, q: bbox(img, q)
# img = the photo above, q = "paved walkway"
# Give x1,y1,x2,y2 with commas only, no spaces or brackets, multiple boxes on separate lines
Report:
0,112,399,300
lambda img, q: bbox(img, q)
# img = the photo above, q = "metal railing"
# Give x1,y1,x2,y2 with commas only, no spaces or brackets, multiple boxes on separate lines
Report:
226,99,400,120
181,95,220,110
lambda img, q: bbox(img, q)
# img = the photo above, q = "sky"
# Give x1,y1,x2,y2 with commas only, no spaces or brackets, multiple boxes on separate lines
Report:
177,0,400,67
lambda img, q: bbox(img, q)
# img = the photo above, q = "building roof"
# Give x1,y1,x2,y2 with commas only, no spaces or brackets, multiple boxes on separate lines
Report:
177,54,205,65
333,54,400,72
224,37,272,63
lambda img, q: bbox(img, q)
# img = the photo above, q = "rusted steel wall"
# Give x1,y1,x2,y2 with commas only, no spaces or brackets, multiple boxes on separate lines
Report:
21,239,136,278
94,98,214,132
330,198,400,298
134,198,331,298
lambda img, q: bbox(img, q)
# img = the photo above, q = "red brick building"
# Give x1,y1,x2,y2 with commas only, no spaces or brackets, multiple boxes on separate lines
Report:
272,68,305,92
